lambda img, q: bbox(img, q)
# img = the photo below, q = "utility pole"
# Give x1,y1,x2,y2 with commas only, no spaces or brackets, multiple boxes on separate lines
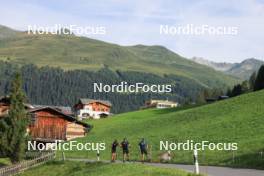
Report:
193,149,199,174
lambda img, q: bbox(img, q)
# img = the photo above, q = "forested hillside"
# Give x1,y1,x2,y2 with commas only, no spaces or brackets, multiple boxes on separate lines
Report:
0,62,206,113
0,25,238,89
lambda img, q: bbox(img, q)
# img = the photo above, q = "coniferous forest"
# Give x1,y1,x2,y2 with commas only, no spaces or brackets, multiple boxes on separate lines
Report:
0,61,205,113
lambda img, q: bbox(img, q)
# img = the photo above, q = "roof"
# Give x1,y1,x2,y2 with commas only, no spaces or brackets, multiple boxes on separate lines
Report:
79,98,112,107
28,106,90,128
0,96,34,109
32,105,73,115
0,96,10,104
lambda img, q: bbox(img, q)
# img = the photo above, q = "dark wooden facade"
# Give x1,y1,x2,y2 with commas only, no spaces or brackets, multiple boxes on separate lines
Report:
29,110,67,140
29,107,89,141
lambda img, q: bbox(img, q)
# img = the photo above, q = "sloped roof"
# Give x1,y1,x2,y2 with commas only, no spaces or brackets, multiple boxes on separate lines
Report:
32,105,73,115
79,98,112,107
0,96,10,104
0,96,34,109
28,106,90,128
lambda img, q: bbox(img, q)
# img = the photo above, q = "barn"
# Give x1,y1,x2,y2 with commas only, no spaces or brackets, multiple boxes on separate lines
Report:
0,96,90,142
28,107,90,141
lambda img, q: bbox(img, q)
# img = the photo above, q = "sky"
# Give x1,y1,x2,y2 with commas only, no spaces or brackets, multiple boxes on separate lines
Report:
0,0,263,63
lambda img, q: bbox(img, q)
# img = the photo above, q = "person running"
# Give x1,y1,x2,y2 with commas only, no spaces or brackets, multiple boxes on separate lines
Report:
111,139,119,162
138,138,148,163
121,138,130,162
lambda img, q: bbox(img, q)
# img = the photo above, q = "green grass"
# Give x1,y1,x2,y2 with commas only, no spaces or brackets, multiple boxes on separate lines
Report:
0,158,11,166
0,25,238,88
61,90,264,169
18,161,199,176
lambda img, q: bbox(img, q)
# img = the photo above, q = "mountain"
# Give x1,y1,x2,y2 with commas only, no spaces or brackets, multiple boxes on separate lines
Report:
192,57,234,72
192,57,264,80
0,25,19,39
0,25,238,88
68,89,264,169
226,58,264,79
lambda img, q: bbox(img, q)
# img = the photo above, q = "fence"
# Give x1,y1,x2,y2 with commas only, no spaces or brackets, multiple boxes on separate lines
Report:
0,151,55,176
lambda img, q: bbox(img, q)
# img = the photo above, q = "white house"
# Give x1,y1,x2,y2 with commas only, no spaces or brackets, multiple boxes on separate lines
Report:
74,98,112,120
144,99,178,109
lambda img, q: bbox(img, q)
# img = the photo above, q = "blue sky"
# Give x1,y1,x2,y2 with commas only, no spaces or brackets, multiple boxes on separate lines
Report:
0,0,263,62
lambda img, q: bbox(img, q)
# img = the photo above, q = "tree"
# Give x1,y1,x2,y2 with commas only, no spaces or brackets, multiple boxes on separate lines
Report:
241,80,249,93
249,72,256,90
254,65,264,91
231,84,242,97
196,90,206,104
226,88,232,97
0,73,29,163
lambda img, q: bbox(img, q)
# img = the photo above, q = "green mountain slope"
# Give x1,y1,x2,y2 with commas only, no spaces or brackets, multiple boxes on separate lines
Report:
0,25,238,88
65,90,264,169
0,25,19,39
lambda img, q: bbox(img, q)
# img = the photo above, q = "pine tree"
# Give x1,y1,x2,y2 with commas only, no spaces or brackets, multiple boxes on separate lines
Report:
0,73,29,163
249,72,256,90
226,88,232,97
231,84,242,97
196,90,206,104
254,65,264,91
241,80,249,93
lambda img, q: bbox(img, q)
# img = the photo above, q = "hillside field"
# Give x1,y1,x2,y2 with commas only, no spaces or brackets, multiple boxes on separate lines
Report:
61,90,264,169
0,25,238,88
18,161,199,176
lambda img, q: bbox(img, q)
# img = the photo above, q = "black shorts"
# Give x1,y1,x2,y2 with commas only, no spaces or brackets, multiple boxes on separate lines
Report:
140,149,148,155
123,150,129,154
112,149,117,153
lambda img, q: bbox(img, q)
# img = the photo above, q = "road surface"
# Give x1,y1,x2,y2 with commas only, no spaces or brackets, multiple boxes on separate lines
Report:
66,158,264,176
147,163,264,176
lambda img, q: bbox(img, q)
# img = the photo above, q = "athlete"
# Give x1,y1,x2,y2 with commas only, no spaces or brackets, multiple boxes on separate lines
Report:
121,138,130,162
111,139,119,162
138,138,148,162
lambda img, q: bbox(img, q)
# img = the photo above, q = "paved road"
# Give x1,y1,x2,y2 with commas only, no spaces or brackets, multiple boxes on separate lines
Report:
66,158,264,176
147,163,264,176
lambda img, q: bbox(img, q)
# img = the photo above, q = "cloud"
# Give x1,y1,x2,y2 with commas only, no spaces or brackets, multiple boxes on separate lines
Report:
0,0,263,62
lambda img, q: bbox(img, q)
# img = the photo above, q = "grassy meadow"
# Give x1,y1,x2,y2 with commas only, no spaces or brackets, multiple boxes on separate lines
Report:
59,90,264,169
0,158,11,167
17,161,199,176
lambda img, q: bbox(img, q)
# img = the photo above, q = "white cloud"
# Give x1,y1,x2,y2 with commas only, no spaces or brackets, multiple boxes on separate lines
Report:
0,0,263,62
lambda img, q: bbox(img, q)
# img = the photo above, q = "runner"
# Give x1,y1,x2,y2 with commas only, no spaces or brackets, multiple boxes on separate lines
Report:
111,139,119,162
138,138,148,162
121,138,130,162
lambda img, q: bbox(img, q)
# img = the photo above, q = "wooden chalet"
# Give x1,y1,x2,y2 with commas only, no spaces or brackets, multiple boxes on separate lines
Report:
0,96,10,117
74,98,112,119
0,96,33,117
0,96,90,142
28,107,90,141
